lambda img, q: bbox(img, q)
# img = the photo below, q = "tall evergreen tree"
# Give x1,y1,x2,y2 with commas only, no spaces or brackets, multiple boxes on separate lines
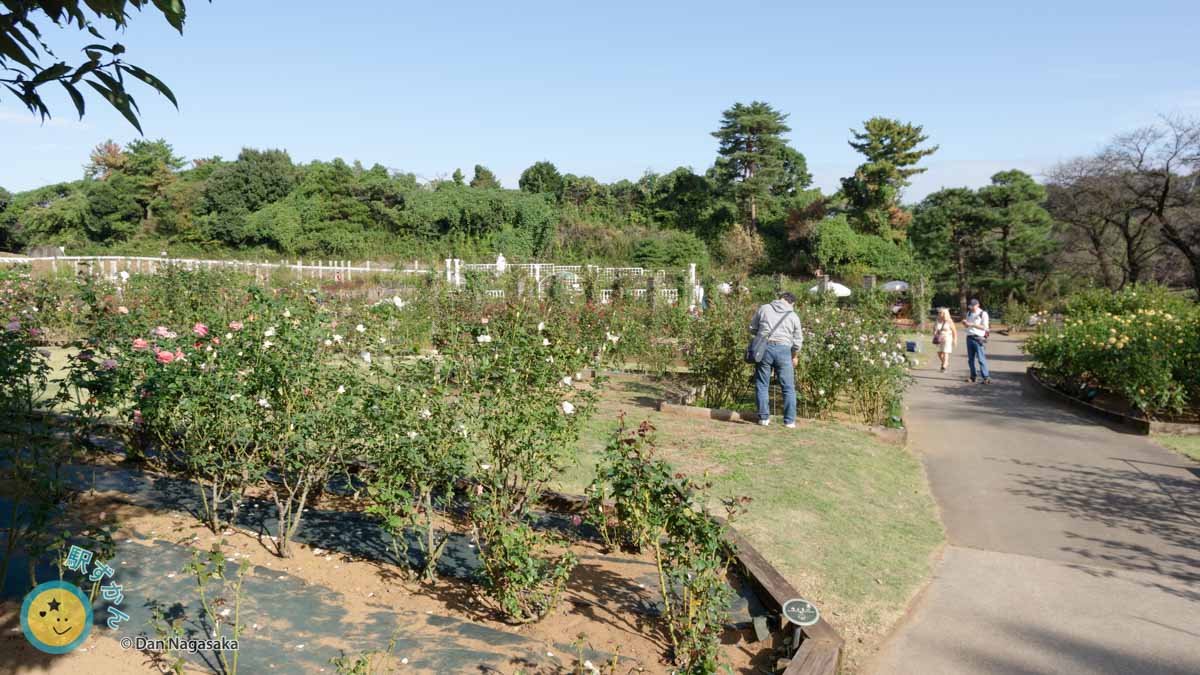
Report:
841,117,938,241
910,187,987,314
711,101,803,232
978,170,1056,298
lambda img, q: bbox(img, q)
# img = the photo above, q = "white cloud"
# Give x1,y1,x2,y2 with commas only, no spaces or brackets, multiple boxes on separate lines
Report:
0,108,89,131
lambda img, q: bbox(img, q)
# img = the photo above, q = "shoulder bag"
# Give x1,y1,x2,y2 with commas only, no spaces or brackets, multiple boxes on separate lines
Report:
744,310,795,364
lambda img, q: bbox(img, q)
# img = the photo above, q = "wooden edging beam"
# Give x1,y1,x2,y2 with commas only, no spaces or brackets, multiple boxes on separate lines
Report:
1025,367,1200,436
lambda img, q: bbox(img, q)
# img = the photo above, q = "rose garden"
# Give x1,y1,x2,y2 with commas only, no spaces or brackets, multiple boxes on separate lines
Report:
3,260,1198,674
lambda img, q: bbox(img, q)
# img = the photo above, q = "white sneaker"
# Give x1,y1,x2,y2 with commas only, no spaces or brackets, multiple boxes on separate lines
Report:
758,419,770,427
784,422,796,429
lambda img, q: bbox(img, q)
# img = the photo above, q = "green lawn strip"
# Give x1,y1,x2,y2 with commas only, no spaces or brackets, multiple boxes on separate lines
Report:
1154,435,1200,463
557,376,944,671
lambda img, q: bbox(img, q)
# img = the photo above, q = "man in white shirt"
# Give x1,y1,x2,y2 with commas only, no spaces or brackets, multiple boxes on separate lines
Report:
962,298,991,384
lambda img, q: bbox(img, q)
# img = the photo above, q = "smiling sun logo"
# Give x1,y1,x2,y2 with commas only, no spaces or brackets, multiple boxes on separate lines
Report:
20,581,93,654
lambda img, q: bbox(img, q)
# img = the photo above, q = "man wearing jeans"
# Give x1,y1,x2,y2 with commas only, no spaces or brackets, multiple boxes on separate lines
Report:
963,298,991,384
749,292,804,427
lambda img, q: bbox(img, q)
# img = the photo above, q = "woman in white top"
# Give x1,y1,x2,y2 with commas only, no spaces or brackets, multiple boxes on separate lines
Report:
934,307,957,372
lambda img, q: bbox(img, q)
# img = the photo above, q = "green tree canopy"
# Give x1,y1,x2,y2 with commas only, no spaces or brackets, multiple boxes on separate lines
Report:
910,187,987,313
469,164,501,189
518,161,563,196
710,101,807,231
840,117,938,242
977,169,1057,297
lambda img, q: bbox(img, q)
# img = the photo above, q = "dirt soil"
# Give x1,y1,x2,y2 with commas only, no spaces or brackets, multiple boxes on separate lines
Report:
2,491,764,674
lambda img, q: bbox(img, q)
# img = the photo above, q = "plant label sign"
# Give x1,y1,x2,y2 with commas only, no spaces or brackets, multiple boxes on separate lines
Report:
782,598,820,627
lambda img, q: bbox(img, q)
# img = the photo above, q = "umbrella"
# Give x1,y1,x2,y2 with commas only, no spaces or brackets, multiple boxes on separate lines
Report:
881,280,910,292
808,282,852,297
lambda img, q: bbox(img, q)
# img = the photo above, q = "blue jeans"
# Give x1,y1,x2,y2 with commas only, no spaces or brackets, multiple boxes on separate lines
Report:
755,343,797,424
967,336,990,380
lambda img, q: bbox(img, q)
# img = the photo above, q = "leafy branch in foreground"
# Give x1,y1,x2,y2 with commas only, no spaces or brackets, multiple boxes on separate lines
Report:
1,1,200,131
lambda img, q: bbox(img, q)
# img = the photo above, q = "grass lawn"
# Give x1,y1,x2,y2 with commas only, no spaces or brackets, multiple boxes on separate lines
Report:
1154,435,1200,463
556,375,945,673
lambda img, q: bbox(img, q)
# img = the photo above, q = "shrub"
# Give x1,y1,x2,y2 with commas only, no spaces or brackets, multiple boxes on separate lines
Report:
1061,283,1193,318
1025,302,1200,417
586,420,745,673
364,357,472,582
794,306,909,423
683,293,751,409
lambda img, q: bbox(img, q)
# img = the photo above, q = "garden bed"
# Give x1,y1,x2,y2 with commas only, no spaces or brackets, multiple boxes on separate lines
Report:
1,459,782,674
1026,368,1200,435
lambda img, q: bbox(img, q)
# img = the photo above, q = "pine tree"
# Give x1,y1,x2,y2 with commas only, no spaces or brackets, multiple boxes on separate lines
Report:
711,101,805,232
841,117,938,241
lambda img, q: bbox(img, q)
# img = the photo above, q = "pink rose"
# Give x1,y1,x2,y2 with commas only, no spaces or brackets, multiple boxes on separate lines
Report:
571,515,583,527
174,349,186,361
212,337,221,345
229,321,244,331
155,350,175,364
117,306,129,315
193,323,209,337
152,326,171,338
132,338,150,351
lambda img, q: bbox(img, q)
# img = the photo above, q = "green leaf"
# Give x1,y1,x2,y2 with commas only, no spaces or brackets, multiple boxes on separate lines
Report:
153,0,189,33
0,32,38,70
61,80,86,119
32,62,72,84
119,63,178,108
84,79,143,134
70,59,101,83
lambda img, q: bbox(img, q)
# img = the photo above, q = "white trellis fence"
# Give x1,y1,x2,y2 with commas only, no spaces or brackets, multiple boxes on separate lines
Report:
1,255,704,306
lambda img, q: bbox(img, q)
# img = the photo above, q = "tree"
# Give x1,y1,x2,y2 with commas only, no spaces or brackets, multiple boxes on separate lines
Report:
452,168,465,186
84,140,126,179
203,148,297,214
911,188,987,314
978,170,1057,299
84,172,141,241
840,117,938,241
1102,118,1200,291
1,1,194,131
469,164,501,189
518,161,563,196
121,138,185,221
711,101,799,232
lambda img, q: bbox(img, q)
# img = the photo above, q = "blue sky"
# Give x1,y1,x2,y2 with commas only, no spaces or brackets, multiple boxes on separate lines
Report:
2,0,1197,200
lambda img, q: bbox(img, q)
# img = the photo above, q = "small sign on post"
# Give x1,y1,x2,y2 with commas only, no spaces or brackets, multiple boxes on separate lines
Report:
781,597,820,627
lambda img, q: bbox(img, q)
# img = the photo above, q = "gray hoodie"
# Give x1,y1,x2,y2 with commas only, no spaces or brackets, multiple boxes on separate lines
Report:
749,299,803,351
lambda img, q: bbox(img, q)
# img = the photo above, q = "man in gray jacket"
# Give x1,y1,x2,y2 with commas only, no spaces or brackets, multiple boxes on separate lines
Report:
749,292,804,427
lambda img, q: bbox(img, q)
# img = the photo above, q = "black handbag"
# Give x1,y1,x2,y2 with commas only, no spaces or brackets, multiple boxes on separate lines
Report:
744,310,795,364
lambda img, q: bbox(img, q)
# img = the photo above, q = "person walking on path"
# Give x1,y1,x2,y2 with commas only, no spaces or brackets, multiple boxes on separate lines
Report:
962,298,990,383
749,292,803,427
934,307,957,372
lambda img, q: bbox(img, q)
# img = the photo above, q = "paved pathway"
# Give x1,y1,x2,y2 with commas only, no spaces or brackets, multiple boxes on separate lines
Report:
869,335,1200,675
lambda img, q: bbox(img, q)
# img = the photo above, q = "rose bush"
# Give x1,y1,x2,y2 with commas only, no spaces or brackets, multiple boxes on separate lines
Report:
1025,293,1200,417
